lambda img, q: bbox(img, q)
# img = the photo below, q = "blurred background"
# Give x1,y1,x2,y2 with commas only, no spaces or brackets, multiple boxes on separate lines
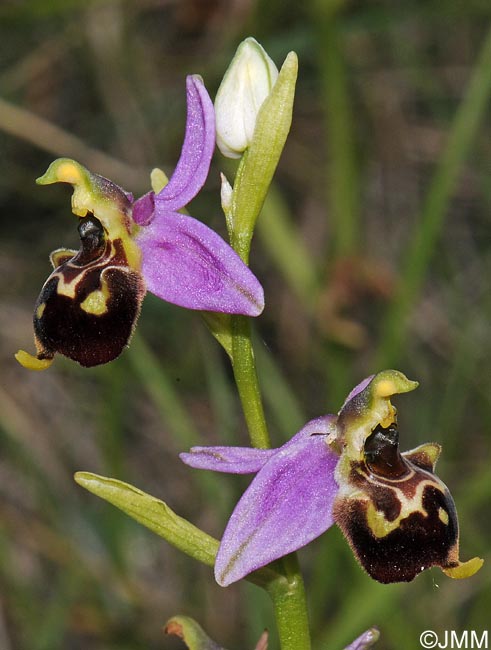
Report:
1,0,490,648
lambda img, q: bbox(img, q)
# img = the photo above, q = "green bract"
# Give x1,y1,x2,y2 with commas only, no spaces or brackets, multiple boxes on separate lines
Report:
228,50,298,263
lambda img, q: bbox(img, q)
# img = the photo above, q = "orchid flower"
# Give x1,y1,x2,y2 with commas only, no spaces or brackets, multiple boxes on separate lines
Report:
181,370,483,587
16,75,264,370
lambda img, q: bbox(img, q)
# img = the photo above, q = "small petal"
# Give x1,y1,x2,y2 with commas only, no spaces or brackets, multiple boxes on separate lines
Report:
158,75,215,210
135,212,264,315
132,75,215,224
215,433,338,586
180,416,336,474
150,167,168,193
132,191,155,226
180,446,275,474
339,374,374,410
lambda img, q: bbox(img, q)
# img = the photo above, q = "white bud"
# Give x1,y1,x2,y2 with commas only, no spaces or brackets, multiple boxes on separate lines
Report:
220,172,234,235
215,37,279,159
220,172,233,213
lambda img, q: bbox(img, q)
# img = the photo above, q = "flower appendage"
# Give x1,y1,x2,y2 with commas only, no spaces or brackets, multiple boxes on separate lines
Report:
181,370,483,586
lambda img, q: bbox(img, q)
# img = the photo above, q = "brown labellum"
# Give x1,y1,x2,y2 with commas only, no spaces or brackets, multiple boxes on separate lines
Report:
32,214,145,367
333,423,461,583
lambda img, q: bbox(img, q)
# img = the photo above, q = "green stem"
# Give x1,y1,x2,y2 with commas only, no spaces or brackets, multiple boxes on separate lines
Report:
229,315,310,647
223,48,309,649
266,555,312,650
228,155,270,450
229,317,311,649
228,241,310,649
231,314,270,449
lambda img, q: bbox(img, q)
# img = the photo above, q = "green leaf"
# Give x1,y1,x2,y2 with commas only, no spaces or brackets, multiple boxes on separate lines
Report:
201,311,234,359
75,472,280,589
74,472,218,567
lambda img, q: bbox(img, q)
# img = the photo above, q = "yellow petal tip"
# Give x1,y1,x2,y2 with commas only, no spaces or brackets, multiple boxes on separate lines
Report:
442,556,484,579
373,370,419,398
36,158,85,186
15,350,53,371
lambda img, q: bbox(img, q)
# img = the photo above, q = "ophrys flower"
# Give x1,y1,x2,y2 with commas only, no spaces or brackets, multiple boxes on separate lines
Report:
16,76,264,370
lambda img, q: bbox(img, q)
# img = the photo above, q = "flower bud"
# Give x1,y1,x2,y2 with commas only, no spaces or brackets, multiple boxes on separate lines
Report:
215,37,278,158
220,172,233,214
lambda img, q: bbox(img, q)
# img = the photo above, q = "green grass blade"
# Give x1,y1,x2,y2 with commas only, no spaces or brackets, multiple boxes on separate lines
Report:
126,332,230,514
258,187,319,308
376,25,491,366
316,8,359,256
